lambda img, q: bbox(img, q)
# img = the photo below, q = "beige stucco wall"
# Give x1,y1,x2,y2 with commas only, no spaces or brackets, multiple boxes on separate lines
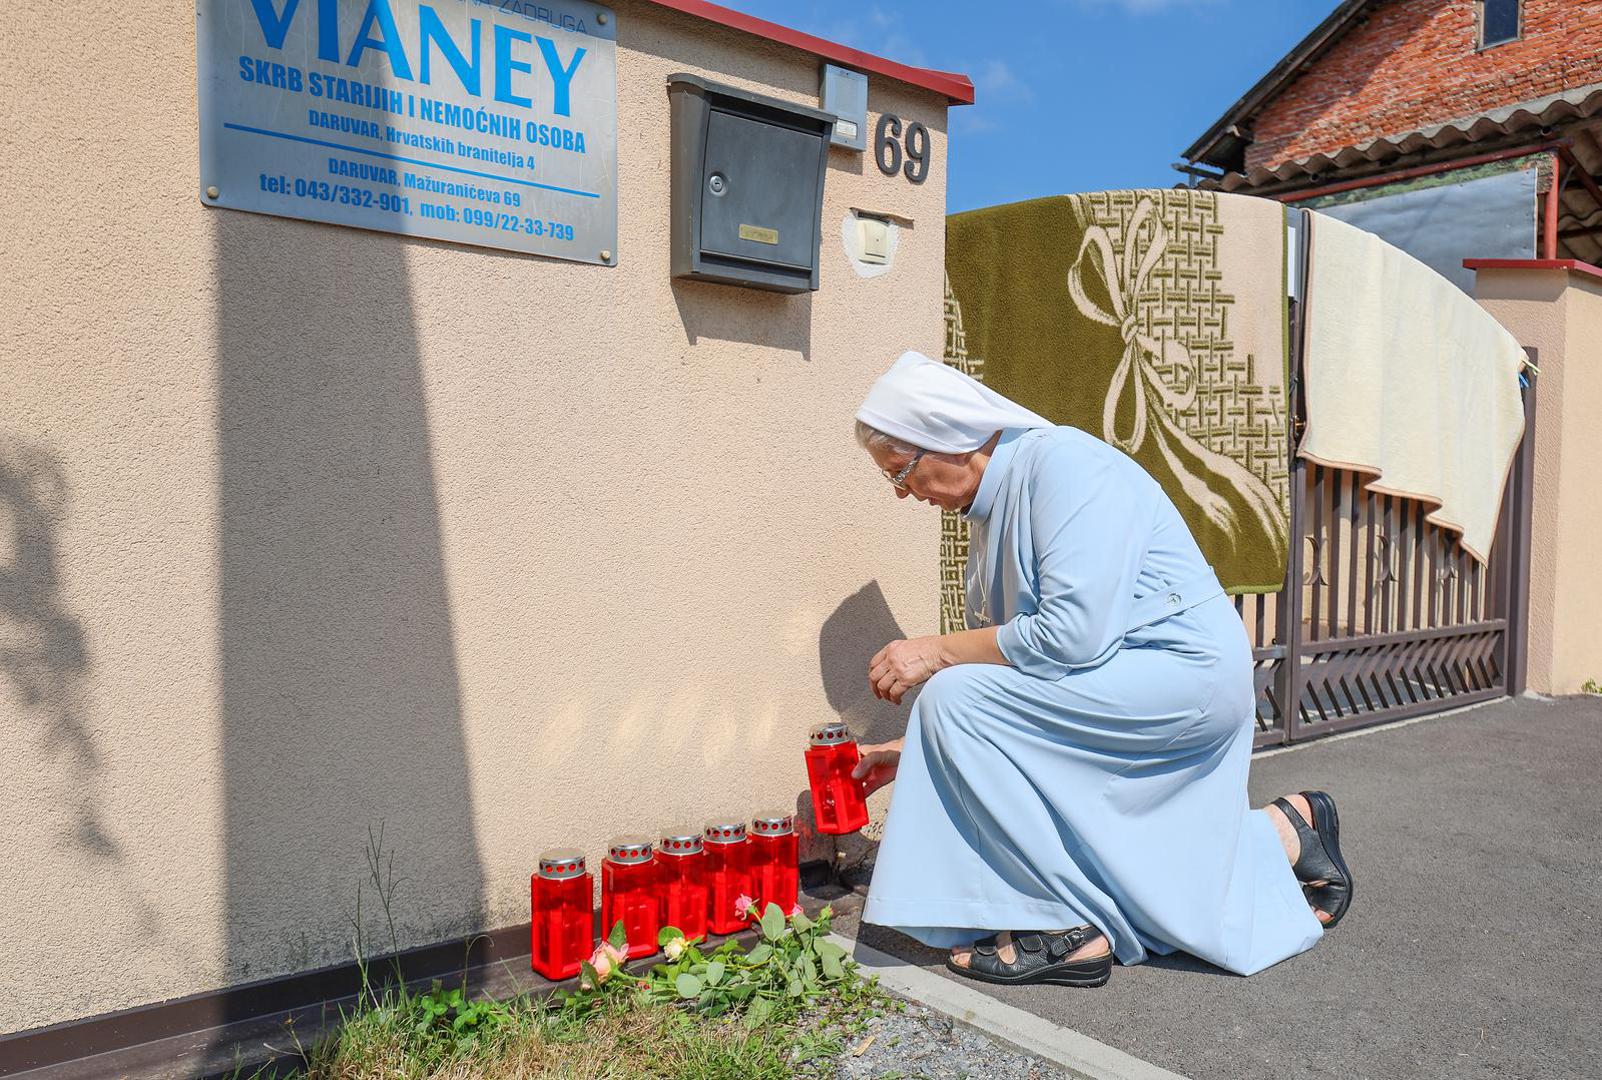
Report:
1475,267,1602,695
0,0,949,1033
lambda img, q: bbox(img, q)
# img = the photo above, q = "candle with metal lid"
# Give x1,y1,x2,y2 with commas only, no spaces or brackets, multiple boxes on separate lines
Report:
806,721,870,834
749,810,798,914
703,818,752,935
657,828,709,942
530,848,593,980
601,836,661,959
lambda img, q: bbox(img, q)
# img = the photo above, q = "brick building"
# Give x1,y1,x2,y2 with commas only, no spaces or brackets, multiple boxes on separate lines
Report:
1180,0,1602,270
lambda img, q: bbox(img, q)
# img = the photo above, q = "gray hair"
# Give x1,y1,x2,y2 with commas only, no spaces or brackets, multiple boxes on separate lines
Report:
854,420,922,458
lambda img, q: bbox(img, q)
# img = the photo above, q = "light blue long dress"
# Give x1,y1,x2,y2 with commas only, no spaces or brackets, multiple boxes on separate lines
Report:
863,427,1323,976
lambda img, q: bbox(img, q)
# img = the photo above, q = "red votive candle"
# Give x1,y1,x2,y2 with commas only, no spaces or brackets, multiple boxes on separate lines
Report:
703,818,752,935
530,848,593,981
657,827,709,943
806,721,870,835
750,810,799,915
601,836,661,959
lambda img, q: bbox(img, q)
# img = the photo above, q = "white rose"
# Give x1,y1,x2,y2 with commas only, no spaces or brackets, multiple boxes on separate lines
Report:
664,938,686,961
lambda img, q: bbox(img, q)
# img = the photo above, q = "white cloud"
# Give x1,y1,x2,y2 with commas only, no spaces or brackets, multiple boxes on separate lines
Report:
974,60,1034,103
819,6,930,67
952,59,1033,136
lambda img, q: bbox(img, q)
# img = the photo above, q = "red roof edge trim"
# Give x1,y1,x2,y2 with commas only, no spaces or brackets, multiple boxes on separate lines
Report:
1464,258,1602,285
640,0,974,105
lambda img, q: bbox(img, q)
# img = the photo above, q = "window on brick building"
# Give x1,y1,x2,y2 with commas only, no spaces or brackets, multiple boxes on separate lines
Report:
1479,0,1521,48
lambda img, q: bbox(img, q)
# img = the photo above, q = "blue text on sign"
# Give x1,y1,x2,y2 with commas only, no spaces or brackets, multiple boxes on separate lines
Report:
246,0,588,115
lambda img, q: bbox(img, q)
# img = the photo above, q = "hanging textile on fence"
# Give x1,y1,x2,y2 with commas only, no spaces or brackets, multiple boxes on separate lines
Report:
1301,212,1526,564
940,189,1291,631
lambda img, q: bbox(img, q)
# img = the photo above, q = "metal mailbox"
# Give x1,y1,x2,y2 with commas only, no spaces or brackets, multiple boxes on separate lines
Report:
668,74,835,292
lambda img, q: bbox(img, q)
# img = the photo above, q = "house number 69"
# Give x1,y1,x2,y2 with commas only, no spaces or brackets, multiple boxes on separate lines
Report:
875,114,930,184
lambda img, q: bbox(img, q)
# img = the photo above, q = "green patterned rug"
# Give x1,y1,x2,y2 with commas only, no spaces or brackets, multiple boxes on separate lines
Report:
942,190,1290,631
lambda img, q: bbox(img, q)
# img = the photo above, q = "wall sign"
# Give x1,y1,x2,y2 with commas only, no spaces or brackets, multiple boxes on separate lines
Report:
197,0,618,264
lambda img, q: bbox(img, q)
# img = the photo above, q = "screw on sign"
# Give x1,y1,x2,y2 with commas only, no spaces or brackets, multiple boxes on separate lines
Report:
702,819,752,935
530,848,594,980
657,827,710,943
601,836,662,959
749,810,799,914
805,721,870,834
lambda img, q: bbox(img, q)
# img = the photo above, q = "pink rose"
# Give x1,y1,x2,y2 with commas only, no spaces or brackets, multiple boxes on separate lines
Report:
787,904,803,918
733,894,756,920
587,939,628,982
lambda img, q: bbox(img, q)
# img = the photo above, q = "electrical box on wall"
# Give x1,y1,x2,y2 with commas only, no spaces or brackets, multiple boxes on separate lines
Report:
668,74,835,293
820,65,868,151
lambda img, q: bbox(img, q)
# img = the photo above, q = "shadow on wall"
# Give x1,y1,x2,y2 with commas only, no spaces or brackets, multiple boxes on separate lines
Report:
214,209,485,996
817,580,912,746
0,442,156,931
800,581,912,872
671,279,813,360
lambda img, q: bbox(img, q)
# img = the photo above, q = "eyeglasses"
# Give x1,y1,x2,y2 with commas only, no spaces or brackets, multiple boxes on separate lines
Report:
884,450,926,490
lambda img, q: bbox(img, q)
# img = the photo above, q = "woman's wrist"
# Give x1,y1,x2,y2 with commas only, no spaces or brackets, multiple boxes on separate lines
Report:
935,626,1007,669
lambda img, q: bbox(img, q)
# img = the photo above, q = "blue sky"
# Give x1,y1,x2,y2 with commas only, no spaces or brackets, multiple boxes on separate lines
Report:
720,0,1338,211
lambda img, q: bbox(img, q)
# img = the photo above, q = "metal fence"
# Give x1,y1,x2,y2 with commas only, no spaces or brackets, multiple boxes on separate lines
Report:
1240,243,1537,746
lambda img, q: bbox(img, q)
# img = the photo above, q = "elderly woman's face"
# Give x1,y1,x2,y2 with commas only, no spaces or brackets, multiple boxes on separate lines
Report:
867,443,981,513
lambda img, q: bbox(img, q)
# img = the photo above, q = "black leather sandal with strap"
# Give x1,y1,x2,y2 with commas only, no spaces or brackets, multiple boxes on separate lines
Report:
944,927,1112,988
1272,790,1354,929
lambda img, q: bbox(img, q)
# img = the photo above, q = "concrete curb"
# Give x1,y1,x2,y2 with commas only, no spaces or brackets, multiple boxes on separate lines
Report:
826,933,1188,1080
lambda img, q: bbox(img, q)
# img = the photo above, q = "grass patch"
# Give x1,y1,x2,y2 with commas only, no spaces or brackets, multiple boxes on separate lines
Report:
236,964,896,1080
232,828,896,1079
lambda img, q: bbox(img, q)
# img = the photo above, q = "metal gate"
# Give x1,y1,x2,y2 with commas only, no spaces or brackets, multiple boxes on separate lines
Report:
1240,253,1537,746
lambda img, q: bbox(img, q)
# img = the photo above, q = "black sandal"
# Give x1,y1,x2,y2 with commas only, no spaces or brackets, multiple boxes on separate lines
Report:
1272,790,1354,929
945,927,1112,988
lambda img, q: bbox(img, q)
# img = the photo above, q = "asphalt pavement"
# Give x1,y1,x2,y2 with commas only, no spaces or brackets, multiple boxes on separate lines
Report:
834,694,1602,1080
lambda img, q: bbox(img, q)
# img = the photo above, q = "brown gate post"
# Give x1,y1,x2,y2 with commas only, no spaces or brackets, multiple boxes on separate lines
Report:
1274,208,1312,744
1503,352,1538,696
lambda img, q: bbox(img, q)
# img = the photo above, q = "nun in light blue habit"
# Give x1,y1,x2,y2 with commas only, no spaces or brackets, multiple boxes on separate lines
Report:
851,352,1352,987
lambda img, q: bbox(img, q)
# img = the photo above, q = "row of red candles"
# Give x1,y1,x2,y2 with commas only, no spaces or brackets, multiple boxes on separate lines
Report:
530,722,872,981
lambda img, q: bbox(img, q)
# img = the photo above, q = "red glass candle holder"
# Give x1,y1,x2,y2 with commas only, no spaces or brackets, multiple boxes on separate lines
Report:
806,721,870,835
750,810,799,915
601,836,661,959
703,819,752,935
530,848,593,981
657,828,709,943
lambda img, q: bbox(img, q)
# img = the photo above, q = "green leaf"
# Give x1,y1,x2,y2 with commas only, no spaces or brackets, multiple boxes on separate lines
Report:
760,904,785,942
658,925,684,946
800,954,818,985
791,910,815,932
747,942,774,964
745,995,774,1029
787,974,804,998
820,951,843,980
675,972,703,999
608,921,628,951
814,939,846,962
705,960,726,987
579,961,601,989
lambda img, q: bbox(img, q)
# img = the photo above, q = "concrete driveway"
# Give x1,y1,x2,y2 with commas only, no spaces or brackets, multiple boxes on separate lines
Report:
836,694,1602,1080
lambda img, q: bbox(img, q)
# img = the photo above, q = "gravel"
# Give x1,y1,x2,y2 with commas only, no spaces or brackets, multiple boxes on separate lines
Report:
828,994,1065,1080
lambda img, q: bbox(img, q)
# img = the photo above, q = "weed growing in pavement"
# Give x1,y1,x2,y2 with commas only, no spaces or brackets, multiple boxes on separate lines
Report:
1582,678,1600,695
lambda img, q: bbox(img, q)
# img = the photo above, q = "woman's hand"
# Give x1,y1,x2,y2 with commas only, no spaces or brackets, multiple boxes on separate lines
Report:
869,636,949,704
852,740,903,796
